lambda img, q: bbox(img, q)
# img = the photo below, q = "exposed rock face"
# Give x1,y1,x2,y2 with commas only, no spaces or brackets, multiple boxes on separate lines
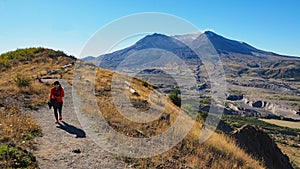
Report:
231,125,292,169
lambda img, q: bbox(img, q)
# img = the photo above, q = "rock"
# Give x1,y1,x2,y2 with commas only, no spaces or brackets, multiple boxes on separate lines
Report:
61,63,73,69
72,149,81,154
227,94,243,101
48,69,60,75
252,100,263,108
231,125,293,169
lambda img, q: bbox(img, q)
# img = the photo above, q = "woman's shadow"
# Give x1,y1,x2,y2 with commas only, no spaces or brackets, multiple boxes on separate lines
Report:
56,121,86,138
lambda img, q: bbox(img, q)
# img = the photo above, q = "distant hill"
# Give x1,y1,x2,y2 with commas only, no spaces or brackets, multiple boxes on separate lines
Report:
0,47,76,71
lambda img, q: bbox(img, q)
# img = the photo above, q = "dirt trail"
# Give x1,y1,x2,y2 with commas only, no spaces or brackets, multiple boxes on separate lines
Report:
31,80,127,169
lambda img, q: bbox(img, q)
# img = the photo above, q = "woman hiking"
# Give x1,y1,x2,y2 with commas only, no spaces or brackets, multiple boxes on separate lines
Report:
49,81,65,123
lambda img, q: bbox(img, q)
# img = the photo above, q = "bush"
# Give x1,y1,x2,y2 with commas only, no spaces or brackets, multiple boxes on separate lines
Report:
168,88,181,107
197,111,208,122
141,80,149,87
13,74,31,88
0,145,37,168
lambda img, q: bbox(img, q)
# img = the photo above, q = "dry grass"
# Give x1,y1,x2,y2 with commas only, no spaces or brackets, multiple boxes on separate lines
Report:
0,106,42,148
278,144,300,168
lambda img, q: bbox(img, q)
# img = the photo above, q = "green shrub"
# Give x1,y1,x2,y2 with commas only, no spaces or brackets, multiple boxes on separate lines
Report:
168,88,181,107
13,74,31,88
0,145,37,168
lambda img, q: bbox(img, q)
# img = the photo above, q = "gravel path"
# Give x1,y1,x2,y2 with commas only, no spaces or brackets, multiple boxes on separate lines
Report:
31,80,128,169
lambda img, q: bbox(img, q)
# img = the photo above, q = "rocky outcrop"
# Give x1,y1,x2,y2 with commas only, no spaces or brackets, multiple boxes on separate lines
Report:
231,125,292,169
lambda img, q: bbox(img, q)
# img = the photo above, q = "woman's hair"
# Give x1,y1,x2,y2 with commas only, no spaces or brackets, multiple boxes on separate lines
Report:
53,81,62,90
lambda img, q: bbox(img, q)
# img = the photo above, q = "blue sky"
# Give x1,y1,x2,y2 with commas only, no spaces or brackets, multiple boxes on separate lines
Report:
1,0,299,58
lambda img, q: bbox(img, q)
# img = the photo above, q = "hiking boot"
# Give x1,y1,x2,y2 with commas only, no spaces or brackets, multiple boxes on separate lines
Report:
59,116,62,121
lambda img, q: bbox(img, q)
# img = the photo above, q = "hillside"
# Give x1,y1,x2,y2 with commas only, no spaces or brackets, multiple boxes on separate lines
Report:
82,31,300,168
0,48,296,168
0,47,75,109
73,62,266,168
0,48,76,168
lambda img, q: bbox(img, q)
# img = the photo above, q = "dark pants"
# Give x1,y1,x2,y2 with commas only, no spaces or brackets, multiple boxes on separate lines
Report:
54,102,63,121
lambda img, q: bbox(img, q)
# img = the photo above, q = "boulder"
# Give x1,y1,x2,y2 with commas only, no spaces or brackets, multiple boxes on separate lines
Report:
231,125,292,169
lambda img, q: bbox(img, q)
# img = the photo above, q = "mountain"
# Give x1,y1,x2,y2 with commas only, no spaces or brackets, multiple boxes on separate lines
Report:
87,33,202,70
84,31,300,119
85,31,299,71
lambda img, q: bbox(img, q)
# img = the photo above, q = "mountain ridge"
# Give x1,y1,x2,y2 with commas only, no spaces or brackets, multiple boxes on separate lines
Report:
83,31,298,62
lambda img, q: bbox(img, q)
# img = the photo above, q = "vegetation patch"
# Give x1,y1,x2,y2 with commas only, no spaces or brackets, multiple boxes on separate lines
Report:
168,88,181,107
0,145,37,169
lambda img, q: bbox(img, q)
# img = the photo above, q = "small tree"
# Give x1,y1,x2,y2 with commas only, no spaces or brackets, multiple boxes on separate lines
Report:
168,88,181,107
197,110,208,122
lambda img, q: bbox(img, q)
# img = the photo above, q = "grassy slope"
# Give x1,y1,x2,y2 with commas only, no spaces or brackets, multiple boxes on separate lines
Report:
0,48,75,168
74,66,264,169
0,48,265,168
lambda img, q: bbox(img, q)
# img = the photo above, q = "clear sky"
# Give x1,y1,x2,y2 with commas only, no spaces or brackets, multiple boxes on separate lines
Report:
1,0,299,58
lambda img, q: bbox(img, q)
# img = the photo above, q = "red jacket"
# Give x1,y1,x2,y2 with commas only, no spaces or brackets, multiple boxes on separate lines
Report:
50,87,64,102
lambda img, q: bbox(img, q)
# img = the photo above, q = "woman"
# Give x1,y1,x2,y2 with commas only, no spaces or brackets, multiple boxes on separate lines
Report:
49,81,65,123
